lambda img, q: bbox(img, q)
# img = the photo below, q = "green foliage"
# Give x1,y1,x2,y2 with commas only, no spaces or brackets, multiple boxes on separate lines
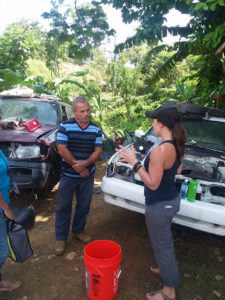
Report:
0,20,44,89
204,23,225,48
81,44,206,132
167,80,202,104
194,0,225,11
42,0,114,77
100,0,225,108
19,71,90,104
0,69,25,90
1,0,224,134
27,59,52,81
0,20,43,73
21,76,55,95
101,0,225,53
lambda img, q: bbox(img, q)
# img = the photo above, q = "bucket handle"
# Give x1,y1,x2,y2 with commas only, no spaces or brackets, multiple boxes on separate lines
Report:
94,267,122,279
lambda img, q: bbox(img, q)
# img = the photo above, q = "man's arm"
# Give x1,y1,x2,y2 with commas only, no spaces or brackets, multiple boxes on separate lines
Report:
58,144,101,178
57,144,77,166
73,147,102,173
57,123,76,165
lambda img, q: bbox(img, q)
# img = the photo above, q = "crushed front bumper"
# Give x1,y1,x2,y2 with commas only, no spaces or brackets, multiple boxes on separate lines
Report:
9,160,52,190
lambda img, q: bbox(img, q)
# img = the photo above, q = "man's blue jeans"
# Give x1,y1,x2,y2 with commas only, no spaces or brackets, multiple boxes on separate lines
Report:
0,213,9,281
55,173,94,241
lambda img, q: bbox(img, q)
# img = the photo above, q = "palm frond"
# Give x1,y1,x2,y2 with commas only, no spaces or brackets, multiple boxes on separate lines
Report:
144,44,174,59
66,71,88,78
60,79,92,97
145,43,190,87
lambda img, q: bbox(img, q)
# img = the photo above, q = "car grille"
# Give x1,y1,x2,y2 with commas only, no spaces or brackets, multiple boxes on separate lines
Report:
10,168,32,184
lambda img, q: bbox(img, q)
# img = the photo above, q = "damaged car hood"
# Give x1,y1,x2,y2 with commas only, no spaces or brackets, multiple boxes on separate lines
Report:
0,124,57,142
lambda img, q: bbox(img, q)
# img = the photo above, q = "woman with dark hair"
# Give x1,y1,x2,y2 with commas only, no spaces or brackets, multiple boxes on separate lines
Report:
116,107,187,300
0,150,21,292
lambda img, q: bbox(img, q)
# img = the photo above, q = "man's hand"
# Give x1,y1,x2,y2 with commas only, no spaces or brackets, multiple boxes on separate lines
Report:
72,160,87,173
79,168,89,178
71,160,89,178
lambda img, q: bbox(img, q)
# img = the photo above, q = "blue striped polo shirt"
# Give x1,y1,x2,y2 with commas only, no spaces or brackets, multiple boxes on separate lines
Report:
57,118,102,178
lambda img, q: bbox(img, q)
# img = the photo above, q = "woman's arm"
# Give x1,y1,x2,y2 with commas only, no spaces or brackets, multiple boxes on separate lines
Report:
177,158,184,175
0,192,14,220
141,146,164,190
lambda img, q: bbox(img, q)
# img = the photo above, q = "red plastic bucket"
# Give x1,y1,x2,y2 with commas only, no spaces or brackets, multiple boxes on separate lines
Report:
84,240,122,300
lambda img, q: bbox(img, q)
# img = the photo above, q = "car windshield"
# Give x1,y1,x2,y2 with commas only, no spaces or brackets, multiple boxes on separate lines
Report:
0,99,58,125
145,119,225,152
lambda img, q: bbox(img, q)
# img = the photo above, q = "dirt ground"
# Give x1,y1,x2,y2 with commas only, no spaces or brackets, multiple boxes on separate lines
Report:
2,161,225,300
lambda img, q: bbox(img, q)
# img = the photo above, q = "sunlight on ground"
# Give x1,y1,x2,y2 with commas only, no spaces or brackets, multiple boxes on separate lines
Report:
52,183,59,192
94,180,101,186
35,215,49,222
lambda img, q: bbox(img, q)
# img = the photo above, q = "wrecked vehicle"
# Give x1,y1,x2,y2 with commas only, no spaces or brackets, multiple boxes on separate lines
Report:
101,102,225,236
0,87,72,194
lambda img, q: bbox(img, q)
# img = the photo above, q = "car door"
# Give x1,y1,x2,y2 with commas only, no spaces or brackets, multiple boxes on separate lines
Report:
61,104,73,121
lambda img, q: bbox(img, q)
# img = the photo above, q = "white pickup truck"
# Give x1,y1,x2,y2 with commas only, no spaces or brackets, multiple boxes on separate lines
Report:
102,102,225,236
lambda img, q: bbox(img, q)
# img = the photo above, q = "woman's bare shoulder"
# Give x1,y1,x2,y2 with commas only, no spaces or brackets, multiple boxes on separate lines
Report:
150,145,164,161
151,145,162,155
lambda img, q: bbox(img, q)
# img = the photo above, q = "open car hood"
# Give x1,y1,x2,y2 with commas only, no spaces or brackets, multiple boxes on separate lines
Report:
153,101,225,118
107,139,225,185
0,124,57,143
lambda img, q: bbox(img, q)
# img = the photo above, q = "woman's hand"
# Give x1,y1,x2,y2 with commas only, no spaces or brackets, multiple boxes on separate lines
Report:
116,145,138,166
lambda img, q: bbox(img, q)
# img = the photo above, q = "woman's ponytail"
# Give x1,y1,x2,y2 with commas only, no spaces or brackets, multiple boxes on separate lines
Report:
172,123,187,159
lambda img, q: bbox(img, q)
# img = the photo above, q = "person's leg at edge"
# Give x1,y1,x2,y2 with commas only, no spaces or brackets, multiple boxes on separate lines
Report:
0,213,21,291
55,174,77,241
0,213,9,284
145,198,180,300
72,173,94,235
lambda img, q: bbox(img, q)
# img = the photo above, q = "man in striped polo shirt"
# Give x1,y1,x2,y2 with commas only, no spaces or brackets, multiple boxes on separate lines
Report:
55,96,102,256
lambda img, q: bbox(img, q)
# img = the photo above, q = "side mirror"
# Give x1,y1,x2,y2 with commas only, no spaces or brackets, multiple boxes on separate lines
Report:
135,129,145,138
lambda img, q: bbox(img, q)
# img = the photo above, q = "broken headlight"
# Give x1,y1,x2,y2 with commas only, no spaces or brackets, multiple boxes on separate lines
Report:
14,145,40,159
